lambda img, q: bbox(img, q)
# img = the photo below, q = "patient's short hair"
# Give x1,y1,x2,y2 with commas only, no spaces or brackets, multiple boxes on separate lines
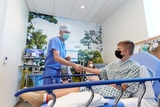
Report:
117,40,134,55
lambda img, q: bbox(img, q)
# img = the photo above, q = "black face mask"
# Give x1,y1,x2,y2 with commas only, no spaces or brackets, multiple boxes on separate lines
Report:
115,50,123,59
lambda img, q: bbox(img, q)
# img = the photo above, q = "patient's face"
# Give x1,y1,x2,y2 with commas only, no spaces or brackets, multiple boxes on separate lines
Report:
117,45,127,56
117,46,125,51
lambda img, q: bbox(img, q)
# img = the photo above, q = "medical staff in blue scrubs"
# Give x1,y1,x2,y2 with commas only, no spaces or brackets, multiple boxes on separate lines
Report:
42,23,82,85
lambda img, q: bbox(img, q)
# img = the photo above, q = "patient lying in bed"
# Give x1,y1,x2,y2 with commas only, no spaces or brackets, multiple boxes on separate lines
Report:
20,40,141,107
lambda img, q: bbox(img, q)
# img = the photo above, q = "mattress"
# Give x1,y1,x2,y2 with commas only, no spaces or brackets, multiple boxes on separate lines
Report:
41,97,157,107
120,97,157,107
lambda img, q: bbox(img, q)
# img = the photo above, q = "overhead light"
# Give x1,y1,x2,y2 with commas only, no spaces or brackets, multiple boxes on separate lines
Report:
81,6,85,9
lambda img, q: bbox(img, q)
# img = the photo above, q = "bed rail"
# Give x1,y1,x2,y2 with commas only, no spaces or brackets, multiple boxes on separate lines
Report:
158,94,160,107
114,85,123,107
39,74,101,82
15,77,160,107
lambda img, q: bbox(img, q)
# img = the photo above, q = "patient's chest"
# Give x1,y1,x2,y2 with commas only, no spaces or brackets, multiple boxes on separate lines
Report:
107,61,132,80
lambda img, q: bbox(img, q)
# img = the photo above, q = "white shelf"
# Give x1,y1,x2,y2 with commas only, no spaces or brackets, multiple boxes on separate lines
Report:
23,56,45,60
19,65,39,67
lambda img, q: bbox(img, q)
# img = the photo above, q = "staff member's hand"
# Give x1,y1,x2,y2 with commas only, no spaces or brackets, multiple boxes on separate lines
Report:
73,64,83,72
65,56,71,61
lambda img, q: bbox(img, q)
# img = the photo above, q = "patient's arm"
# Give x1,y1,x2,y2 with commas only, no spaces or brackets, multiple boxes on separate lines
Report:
87,76,100,81
108,84,128,90
82,67,100,74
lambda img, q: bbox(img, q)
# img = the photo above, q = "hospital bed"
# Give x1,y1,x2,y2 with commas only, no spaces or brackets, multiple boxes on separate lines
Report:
15,52,160,107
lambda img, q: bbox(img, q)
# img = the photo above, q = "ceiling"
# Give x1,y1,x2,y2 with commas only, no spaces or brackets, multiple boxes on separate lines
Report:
25,0,127,24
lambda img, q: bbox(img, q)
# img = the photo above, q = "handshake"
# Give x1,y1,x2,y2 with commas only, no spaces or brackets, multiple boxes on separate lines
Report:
73,64,84,72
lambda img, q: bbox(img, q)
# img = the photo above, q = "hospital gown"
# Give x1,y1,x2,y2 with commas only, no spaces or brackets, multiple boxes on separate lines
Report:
80,59,140,99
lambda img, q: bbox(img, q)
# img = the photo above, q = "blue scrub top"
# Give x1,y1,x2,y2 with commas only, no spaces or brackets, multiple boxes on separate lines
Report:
44,36,66,70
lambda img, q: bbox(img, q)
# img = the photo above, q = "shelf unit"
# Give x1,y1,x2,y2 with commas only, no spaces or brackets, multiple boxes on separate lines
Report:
19,57,45,87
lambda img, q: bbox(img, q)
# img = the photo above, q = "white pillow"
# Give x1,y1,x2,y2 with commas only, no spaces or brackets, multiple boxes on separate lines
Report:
132,65,155,98
48,91,109,107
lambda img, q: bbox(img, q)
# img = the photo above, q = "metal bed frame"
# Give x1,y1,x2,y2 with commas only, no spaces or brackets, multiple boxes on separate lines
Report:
15,77,160,107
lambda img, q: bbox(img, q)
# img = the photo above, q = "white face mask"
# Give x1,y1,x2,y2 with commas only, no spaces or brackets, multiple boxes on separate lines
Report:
89,64,94,68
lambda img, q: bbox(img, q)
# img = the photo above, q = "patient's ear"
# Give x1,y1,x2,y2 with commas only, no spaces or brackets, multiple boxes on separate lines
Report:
126,50,130,55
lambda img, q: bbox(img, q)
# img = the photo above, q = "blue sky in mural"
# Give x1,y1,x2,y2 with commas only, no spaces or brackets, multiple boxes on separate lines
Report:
31,17,100,51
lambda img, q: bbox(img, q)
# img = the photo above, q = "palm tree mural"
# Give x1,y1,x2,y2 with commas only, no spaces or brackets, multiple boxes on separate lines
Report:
26,29,47,49
79,26,103,66
80,26,103,52
26,12,58,49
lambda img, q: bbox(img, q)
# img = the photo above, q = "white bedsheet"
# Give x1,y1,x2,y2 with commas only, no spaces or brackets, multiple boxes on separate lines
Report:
47,92,157,107
48,92,109,107
120,97,157,107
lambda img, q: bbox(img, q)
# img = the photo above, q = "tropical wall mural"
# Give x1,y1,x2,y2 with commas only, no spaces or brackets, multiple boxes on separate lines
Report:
22,12,104,86
26,12,103,65
27,12,58,49
78,26,103,66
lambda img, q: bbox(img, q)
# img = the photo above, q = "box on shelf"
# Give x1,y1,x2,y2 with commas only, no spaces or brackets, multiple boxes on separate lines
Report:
24,49,44,58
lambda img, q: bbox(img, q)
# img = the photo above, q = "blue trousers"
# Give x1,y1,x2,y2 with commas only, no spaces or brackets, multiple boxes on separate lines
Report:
42,68,61,85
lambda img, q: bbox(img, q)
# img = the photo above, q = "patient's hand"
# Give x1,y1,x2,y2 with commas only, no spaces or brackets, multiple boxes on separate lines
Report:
108,84,117,87
108,84,121,90
74,64,83,72
87,76,99,81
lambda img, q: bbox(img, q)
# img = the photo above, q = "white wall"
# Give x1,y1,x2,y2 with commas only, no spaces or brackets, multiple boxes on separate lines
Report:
102,0,149,63
143,0,160,38
0,0,8,54
0,0,28,106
